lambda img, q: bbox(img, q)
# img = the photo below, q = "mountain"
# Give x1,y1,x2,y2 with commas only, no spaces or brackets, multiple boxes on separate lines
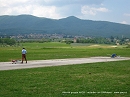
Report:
0,15,130,37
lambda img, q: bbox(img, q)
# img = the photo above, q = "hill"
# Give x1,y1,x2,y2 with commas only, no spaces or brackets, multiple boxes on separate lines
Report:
0,15,130,37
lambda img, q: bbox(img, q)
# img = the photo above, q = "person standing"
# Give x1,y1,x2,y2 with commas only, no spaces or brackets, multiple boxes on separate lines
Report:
22,48,27,63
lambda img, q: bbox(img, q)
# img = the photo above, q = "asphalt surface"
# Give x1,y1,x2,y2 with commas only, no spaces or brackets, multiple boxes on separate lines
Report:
0,57,130,71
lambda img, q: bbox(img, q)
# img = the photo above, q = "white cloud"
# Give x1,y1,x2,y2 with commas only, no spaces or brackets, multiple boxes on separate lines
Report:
32,6,61,18
42,0,104,6
0,0,103,7
124,13,130,16
81,6,109,15
96,7,109,12
121,21,127,24
0,0,107,19
0,0,62,18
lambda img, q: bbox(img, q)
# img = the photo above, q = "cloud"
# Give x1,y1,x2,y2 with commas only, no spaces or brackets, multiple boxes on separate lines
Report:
124,13,130,16
0,0,62,18
81,6,109,15
0,0,104,7
121,21,128,24
42,0,104,6
32,6,61,18
0,0,105,18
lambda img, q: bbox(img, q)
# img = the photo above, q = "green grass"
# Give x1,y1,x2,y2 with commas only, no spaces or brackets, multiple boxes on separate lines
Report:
0,60,129,97
0,42,130,62
0,42,130,97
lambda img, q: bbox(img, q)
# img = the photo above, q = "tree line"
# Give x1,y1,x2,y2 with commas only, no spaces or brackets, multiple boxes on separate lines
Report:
0,36,129,46
0,38,16,45
74,37,129,45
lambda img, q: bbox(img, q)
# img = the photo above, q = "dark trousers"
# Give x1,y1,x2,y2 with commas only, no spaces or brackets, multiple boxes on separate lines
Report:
22,54,27,63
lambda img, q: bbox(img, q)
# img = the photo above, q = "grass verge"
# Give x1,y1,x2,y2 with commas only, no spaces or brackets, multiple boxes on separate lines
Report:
0,60,129,97
0,42,130,62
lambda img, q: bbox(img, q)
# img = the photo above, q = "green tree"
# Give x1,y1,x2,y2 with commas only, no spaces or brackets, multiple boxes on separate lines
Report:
2,38,16,45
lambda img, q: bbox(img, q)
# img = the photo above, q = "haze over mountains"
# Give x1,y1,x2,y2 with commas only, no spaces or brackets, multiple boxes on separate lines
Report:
0,15,130,37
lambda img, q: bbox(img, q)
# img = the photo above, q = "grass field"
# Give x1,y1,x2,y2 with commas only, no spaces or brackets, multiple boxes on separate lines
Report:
0,42,130,97
0,60,129,97
0,42,130,62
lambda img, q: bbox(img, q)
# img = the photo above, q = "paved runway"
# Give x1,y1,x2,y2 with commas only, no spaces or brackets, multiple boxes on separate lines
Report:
0,57,130,71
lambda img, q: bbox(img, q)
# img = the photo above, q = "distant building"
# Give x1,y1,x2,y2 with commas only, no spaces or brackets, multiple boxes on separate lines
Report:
73,38,77,43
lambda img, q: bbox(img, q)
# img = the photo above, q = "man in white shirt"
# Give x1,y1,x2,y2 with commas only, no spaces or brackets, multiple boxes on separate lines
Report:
22,48,27,63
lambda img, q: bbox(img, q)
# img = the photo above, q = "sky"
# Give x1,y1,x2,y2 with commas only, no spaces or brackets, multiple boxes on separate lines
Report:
0,0,130,25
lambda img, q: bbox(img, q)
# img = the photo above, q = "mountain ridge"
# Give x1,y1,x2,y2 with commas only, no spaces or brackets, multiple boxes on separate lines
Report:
0,15,130,37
